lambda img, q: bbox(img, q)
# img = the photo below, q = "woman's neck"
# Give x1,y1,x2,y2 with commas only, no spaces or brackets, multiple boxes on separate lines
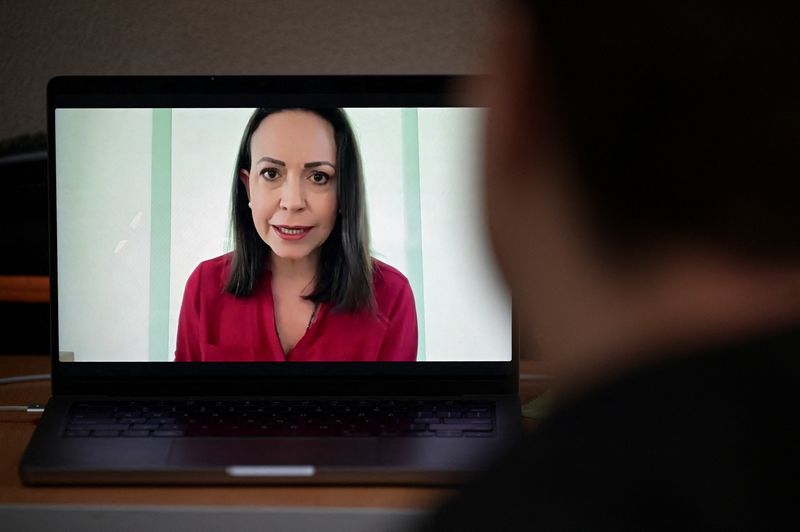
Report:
269,252,319,292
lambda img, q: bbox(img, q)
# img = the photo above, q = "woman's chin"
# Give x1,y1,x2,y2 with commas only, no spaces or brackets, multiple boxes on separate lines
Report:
268,244,314,261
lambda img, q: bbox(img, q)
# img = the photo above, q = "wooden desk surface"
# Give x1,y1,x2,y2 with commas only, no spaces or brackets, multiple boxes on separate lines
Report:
0,355,551,509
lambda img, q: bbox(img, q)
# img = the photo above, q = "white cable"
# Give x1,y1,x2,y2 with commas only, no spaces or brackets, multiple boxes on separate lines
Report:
0,374,49,414
0,373,51,385
0,404,45,413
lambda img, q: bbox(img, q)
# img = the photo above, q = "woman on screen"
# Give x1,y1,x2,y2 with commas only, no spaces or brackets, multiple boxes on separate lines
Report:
174,108,418,362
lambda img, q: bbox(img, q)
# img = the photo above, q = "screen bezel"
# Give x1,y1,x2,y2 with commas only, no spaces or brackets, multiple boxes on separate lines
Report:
48,75,518,396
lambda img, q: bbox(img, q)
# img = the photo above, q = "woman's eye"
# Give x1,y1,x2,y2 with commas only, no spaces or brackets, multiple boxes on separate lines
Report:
261,168,279,180
309,171,330,185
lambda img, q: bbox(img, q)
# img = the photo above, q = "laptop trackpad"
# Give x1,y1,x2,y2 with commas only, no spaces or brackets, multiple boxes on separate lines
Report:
168,439,378,467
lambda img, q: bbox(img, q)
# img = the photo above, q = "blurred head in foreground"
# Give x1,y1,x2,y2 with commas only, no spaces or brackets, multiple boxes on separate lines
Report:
479,1,800,388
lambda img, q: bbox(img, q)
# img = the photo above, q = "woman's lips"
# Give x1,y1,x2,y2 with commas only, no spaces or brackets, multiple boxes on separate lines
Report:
272,225,312,241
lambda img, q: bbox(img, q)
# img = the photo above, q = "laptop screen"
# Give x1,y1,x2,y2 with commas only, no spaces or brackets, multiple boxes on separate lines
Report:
51,78,511,366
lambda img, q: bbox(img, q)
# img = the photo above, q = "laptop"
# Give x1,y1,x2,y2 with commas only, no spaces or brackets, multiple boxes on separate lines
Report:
20,75,521,485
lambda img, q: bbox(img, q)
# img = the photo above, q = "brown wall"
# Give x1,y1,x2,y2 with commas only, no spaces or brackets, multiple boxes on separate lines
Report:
0,0,490,140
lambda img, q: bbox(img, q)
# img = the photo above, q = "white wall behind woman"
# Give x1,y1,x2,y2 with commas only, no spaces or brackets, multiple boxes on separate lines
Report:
56,109,153,361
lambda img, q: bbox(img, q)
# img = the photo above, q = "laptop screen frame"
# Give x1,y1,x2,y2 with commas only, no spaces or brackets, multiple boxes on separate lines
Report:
47,75,519,397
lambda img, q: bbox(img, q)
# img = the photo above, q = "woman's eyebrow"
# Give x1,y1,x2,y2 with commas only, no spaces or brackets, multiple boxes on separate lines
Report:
256,156,286,166
304,161,335,170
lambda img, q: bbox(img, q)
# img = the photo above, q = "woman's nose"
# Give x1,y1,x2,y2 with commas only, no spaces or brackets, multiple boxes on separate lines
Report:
279,176,306,211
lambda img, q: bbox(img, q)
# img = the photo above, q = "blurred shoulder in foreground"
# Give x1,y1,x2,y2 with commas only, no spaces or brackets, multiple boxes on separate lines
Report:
423,1,800,529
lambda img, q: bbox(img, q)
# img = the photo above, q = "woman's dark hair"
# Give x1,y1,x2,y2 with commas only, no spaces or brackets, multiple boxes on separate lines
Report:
225,108,374,312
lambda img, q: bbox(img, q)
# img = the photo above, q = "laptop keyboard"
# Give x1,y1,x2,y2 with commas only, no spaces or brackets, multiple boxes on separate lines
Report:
63,399,496,438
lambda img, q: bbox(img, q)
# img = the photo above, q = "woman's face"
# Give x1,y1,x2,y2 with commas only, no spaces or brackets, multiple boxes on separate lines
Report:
240,110,338,262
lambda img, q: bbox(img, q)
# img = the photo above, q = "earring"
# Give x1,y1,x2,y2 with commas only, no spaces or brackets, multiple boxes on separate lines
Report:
248,202,252,209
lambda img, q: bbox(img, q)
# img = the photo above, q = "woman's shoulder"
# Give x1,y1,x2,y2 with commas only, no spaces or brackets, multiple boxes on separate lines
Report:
370,259,416,326
197,253,233,271
186,252,234,289
371,258,413,299
372,258,409,284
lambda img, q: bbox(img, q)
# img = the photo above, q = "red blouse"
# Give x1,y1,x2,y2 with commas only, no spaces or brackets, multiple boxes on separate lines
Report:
174,254,418,362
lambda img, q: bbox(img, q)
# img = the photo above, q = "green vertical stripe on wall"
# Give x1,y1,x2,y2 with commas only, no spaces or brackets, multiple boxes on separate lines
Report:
401,108,426,361
149,109,172,361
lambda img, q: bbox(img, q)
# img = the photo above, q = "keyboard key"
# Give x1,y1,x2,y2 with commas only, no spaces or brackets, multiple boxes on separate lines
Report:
69,418,117,425
147,417,176,425
121,430,151,437
465,411,492,418
159,423,188,431
444,418,492,425
429,423,493,432
92,430,122,437
413,417,441,424
152,430,186,437
132,423,160,430
80,423,131,432
435,430,464,438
